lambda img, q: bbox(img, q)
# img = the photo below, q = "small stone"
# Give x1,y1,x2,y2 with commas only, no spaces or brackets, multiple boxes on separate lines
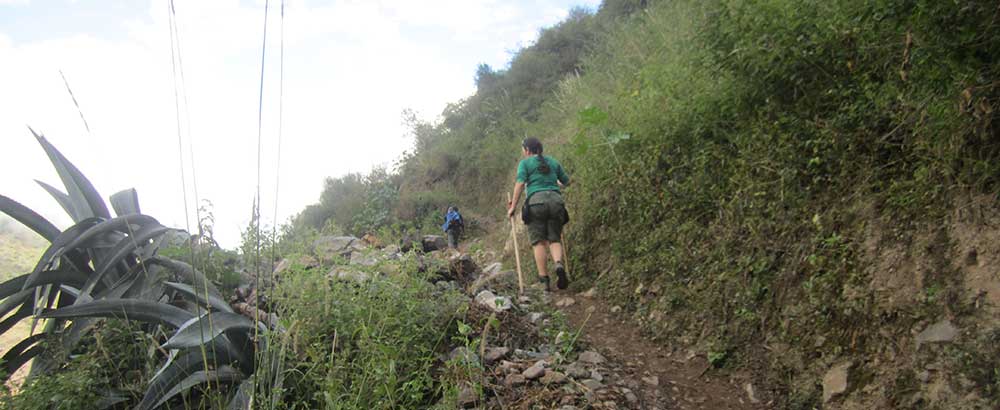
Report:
485,347,510,364
448,347,479,365
610,306,622,313
457,386,478,408
916,320,959,348
581,379,603,391
540,370,568,385
523,361,546,379
578,351,606,364
518,295,532,304
624,390,638,403
823,361,852,403
744,382,760,403
581,288,597,298
482,262,503,275
642,376,659,386
555,297,576,307
475,290,512,313
590,370,604,382
586,305,597,314
917,370,931,383
505,373,527,387
529,312,545,323
565,362,589,378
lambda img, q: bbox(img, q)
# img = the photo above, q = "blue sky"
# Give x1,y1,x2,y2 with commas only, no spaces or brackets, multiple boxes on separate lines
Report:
0,0,601,246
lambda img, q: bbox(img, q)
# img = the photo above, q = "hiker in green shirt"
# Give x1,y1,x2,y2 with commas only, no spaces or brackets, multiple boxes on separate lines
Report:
507,137,571,291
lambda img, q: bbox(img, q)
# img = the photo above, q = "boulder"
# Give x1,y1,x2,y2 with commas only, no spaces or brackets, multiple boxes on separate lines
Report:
314,236,364,260
326,268,370,283
422,235,448,252
349,251,379,266
475,290,512,313
448,253,478,281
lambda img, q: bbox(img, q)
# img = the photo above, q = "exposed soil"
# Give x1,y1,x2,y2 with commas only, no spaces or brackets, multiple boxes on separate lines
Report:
555,290,767,410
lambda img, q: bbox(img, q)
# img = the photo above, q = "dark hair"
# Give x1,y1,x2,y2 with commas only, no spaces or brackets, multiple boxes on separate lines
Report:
521,137,550,174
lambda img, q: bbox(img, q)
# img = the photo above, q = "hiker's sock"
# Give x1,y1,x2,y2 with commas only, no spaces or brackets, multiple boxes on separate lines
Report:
540,276,551,291
555,261,569,290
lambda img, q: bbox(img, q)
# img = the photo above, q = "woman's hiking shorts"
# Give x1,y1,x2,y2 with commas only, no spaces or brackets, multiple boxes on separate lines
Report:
525,190,567,245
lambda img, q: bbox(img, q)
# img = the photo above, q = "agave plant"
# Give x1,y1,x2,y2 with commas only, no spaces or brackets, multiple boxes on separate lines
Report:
0,130,266,409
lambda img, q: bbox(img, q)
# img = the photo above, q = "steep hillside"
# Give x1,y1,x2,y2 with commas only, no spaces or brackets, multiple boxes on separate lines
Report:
285,0,1000,408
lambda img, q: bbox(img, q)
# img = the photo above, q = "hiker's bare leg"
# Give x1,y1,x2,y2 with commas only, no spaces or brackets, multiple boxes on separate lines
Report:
533,241,549,277
549,242,563,264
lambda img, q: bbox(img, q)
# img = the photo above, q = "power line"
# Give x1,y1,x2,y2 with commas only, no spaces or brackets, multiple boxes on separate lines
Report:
58,70,91,134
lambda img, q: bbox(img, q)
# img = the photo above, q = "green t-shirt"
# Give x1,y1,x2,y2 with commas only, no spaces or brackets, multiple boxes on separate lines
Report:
516,155,570,199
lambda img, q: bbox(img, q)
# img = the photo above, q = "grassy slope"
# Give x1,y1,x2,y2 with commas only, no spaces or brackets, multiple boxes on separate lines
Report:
0,231,46,389
286,0,999,407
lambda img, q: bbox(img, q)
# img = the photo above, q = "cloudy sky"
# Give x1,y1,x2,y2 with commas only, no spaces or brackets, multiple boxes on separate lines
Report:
0,0,599,247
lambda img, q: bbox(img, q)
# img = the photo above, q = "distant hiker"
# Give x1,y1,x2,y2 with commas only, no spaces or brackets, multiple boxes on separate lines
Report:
442,206,464,249
507,137,570,291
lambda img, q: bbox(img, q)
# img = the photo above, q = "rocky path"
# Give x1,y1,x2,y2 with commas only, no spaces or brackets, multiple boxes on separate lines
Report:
552,290,766,410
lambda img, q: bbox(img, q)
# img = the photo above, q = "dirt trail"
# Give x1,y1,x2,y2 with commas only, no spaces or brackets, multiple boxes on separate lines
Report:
554,291,766,410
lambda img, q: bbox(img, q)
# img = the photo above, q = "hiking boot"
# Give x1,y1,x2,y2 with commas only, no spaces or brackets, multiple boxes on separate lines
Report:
555,262,569,290
540,276,551,292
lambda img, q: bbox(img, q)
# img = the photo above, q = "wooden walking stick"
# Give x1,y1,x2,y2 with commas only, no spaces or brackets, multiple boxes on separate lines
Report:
508,192,525,294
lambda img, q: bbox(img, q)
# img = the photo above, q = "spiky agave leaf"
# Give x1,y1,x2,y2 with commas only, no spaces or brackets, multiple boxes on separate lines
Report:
0,194,60,242
2,134,266,408
79,224,170,299
34,179,86,224
30,128,111,221
0,333,46,382
152,366,243,409
165,282,233,313
162,312,253,350
40,299,195,328
137,342,244,410
109,188,141,216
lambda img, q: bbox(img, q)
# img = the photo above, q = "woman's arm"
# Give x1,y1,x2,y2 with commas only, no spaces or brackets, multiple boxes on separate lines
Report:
507,181,525,218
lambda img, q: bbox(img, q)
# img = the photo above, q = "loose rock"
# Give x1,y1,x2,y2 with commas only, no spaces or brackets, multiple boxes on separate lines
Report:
823,361,852,402
484,347,510,364
581,379,603,391
421,235,448,252
505,373,527,386
578,351,606,365
523,361,546,379
642,376,659,387
457,386,478,408
744,382,760,403
475,290,513,312
555,297,576,307
916,320,959,348
540,370,568,385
